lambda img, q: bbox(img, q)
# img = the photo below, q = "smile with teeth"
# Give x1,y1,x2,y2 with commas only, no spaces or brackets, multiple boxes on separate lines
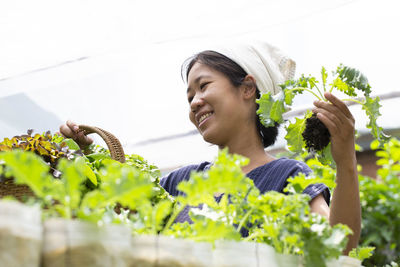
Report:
198,112,213,125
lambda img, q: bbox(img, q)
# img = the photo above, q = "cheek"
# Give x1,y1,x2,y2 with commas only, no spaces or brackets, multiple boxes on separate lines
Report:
189,111,196,125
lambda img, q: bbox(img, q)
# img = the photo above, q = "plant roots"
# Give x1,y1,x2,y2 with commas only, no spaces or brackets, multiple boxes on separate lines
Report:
302,113,331,151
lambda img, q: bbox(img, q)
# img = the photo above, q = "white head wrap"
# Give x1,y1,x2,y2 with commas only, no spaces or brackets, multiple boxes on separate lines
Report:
205,40,296,95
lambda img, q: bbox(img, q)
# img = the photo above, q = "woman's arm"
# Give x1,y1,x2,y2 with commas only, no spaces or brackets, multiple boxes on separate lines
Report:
311,92,361,255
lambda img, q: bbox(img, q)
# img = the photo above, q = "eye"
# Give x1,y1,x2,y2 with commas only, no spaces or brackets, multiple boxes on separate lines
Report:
199,82,210,91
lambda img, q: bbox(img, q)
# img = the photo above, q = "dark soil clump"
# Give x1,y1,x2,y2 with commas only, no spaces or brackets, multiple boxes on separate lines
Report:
302,113,331,151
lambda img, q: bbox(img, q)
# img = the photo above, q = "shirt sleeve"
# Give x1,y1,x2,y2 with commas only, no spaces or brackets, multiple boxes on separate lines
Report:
286,159,331,205
303,183,331,206
295,161,330,205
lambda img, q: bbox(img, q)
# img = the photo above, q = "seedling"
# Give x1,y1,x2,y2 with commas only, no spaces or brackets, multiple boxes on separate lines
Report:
256,64,389,163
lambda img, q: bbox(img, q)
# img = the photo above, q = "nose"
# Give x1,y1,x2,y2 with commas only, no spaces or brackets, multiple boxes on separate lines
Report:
190,93,205,113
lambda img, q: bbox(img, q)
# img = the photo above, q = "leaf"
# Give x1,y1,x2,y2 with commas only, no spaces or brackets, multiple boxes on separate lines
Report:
256,90,290,127
75,157,97,186
284,172,336,194
349,246,375,261
285,116,308,153
188,216,241,243
63,138,81,151
337,65,371,96
362,96,390,145
80,191,107,209
256,93,277,127
97,160,154,210
331,77,355,96
316,143,335,167
86,153,110,161
1,138,13,147
355,143,362,152
321,66,328,91
370,139,380,150
0,144,12,151
0,150,54,199
271,97,286,123
154,200,173,231
36,143,50,156
177,149,252,208
56,158,86,215
279,79,303,100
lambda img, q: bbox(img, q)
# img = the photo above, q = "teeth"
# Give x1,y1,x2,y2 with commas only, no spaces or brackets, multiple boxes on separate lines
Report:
199,112,212,124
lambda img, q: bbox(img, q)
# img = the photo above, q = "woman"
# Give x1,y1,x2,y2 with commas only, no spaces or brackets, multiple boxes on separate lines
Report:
60,41,361,254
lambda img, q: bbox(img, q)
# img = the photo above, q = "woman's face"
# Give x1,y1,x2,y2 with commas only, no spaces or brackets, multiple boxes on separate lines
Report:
186,62,252,146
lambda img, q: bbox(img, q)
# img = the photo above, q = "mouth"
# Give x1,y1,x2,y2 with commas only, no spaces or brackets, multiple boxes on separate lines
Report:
198,112,214,127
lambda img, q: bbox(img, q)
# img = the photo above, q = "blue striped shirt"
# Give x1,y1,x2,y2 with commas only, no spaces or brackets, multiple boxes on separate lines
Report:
160,158,330,227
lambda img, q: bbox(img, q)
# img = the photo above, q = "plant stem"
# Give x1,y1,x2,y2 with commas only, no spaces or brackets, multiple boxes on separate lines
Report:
161,203,185,234
309,80,325,100
224,196,231,226
236,207,255,233
288,87,323,101
244,232,266,242
341,98,364,105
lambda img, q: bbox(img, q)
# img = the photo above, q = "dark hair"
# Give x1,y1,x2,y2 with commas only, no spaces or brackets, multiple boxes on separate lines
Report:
182,50,279,148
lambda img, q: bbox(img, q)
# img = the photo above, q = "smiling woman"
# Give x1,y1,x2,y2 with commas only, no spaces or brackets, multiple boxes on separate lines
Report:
59,40,361,255
161,41,361,254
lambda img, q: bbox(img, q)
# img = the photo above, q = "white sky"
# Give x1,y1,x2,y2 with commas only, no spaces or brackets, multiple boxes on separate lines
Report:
1,0,399,169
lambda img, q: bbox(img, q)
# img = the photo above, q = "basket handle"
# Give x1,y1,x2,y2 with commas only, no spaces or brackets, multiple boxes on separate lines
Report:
78,125,125,163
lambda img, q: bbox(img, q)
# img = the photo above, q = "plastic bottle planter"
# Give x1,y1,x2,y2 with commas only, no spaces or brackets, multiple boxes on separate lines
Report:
0,200,42,267
127,237,279,267
274,253,362,267
127,236,361,267
42,219,131,267
275,253,302,267
40,222,363,267
127,235,213,267
213,240,279,267
326,256,363,267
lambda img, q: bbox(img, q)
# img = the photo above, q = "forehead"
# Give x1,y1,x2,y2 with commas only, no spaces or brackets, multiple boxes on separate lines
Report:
187,62,219,84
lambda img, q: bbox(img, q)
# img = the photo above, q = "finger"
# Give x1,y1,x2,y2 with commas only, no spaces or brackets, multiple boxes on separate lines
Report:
313,107,343,128
66,120,79,133
76,131,93,146
313,100,346,125
59,124,77,138
324,92,353,119
315,112,339,136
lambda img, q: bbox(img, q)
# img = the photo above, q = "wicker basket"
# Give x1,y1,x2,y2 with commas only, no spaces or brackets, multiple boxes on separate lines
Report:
78,125,125,163
0,125,125,200
0,179,35,201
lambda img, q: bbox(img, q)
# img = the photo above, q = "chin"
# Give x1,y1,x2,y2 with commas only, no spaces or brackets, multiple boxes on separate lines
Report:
200,130,222,146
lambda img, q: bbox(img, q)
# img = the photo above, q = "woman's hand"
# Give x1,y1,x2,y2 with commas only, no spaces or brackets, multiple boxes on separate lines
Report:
313,92,360,254
59,120,93,149
312,92,356,167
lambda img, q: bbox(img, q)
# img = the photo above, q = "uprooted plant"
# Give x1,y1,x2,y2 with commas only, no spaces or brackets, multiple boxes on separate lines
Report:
256,64,389,164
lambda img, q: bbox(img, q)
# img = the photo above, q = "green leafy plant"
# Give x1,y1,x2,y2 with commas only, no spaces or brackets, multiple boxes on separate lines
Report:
358,138,400,266
1,130,383,266
256,65,389,163
349,246,375,262
0,149,166,225
162,149,351,267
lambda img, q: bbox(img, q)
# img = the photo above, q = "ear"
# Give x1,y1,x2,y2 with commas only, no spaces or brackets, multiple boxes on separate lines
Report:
240,75,257,100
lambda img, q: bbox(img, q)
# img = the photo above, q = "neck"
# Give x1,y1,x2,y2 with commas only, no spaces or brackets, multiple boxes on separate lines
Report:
218,126,275,174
